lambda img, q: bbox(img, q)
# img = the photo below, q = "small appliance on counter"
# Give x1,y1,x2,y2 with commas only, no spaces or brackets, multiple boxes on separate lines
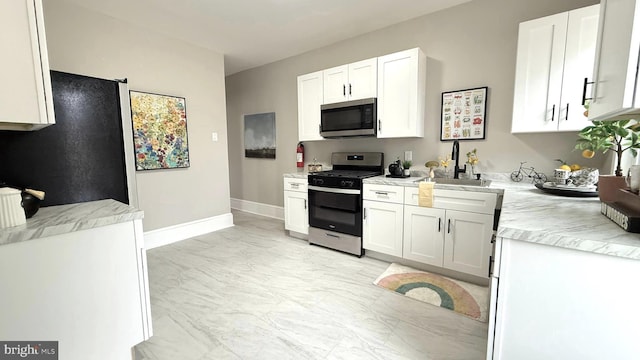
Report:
0,187,26,228
386,158,408,178
0,184,45,225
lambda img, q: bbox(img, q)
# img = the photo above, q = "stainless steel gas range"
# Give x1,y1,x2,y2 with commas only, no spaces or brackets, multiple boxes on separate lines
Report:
307,152,384,257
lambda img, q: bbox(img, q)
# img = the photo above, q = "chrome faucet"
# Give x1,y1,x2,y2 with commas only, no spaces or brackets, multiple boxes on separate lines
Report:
452,140,466,179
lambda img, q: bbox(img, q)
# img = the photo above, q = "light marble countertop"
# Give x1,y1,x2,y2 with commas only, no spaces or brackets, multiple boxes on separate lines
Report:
366,175,640,260
283,171,640,260
283,172,310,179
0,199,144,246
363,175,506,196
496,181,640,260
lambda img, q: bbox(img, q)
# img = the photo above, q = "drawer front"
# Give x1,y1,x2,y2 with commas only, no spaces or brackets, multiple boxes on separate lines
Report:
363,184,404,203
283,178,308,192
404,187,496,214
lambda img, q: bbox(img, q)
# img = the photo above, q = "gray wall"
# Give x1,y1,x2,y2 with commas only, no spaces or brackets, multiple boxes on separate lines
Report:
226,0,602,207
43,0,231,231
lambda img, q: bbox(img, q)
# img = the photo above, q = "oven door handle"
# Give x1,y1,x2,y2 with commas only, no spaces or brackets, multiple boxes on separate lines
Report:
308,185,361,195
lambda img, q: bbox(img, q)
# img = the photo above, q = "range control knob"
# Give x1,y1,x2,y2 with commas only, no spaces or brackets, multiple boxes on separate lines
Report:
314,178,324,185
340,180,354,188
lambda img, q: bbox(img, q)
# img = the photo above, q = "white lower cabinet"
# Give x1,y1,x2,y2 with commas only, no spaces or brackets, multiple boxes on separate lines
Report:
403,206,445,266
442,210,493,277
0,219,151,358
403,206,493,278
283,177,308,235
490,237,640,359
363,199,404,257
366,184,496,278
362,184,405,257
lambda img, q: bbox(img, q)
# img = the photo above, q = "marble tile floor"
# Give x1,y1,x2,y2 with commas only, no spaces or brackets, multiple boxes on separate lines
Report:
134,210,488,360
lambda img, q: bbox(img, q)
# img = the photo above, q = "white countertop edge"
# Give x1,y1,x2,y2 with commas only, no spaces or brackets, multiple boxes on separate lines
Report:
497,226,640,260
0,199,144,246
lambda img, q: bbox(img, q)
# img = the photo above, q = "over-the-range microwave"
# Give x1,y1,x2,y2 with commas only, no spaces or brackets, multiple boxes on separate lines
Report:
320,98,376,138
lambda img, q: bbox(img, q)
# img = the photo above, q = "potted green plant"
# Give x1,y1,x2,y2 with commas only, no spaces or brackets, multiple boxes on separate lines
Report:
402,160,412,176
575,119,640,201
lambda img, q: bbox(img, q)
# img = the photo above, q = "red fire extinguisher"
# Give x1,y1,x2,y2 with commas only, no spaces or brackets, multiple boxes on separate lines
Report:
296,142,304,168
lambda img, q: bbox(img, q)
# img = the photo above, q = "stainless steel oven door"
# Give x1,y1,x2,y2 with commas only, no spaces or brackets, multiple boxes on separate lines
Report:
308,185,362,237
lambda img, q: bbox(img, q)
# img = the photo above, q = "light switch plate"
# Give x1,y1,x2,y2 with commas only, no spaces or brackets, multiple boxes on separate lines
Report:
404,151,412,162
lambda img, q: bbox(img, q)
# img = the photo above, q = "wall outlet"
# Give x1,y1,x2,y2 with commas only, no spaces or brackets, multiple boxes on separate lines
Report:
404,151,412,162
211,132,218,142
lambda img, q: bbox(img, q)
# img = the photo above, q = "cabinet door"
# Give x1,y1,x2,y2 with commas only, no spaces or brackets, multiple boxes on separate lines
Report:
511,12,568,133
558,4,599,131
363,200,404,257
297,71,324,141
323,65,349,104
284,191,309,234
443,210,493,278
589,0,640,121
377,48,426,138
403,205,445,266
0,0,55,130
348,58,377,100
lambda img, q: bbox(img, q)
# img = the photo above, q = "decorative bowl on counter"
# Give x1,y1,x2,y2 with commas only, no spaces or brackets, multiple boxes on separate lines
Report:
21,191,41,218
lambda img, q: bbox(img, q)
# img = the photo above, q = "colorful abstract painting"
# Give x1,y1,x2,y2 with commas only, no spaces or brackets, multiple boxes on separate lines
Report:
130,91,190,170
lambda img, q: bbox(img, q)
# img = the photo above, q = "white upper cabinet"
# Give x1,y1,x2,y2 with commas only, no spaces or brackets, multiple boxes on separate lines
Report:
296,48,426,141
512,4,599,133
0,0,55,131
377,48,426,138
589,0,640,121
323,58,377,104
297,71,324,141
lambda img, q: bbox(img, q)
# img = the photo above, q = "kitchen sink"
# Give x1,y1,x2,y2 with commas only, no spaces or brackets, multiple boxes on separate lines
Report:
414,177,492,187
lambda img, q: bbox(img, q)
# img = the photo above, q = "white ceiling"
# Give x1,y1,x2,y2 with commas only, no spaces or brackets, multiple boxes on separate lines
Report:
62,0,472,75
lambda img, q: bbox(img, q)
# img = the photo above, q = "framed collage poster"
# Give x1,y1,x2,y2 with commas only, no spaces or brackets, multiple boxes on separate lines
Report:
440,86,487,141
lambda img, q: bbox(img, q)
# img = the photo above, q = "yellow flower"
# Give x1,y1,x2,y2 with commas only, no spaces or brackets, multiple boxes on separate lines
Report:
466,148,479,165
439,155,451,168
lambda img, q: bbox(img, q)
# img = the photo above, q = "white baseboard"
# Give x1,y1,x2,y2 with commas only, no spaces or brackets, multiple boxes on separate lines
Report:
230,198,284,220
144,212,234,249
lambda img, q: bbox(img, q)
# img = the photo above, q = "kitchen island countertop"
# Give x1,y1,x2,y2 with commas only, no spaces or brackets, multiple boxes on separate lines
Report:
0,199,143,246
496,181,640,260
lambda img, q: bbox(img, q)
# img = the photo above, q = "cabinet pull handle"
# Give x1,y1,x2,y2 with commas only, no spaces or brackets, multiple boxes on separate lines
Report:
291,183,299,188
343,84,346,96
582,77,594,106
349,83,352,96
363,208,366,220
448,219,451,233
551,104,555,121
326,233,340,238
565,103,569,121
438,218,441,232
378,119,381,132
488,255,494,277
304,199,307,209
375,191,389,196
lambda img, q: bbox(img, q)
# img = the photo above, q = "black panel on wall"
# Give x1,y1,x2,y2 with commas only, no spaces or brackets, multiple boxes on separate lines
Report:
0,71,129,207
